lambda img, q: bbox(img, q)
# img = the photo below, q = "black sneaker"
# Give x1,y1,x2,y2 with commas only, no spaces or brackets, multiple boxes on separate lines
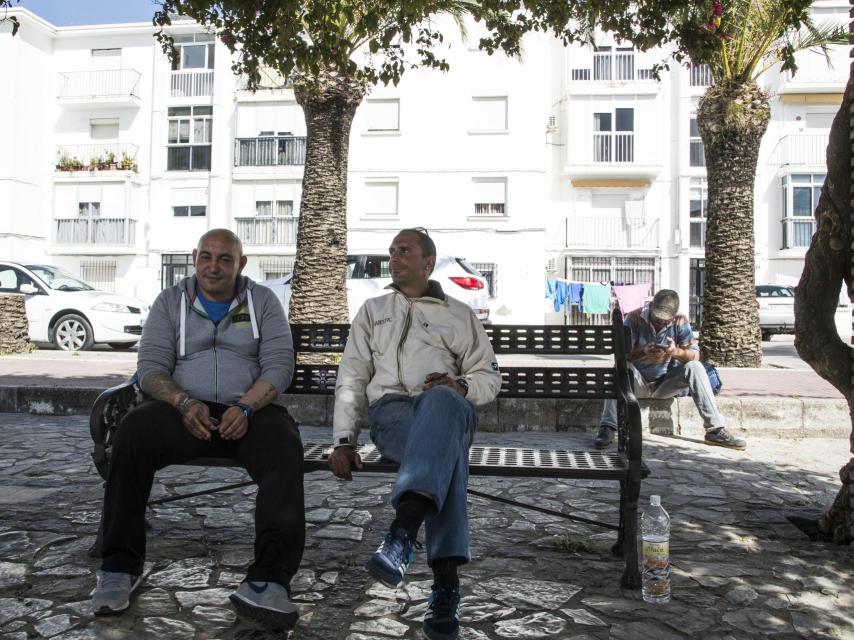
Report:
704,428,747,450
593,425,616,449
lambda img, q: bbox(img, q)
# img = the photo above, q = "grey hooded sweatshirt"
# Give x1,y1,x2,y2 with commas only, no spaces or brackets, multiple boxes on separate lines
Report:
137,275,294,406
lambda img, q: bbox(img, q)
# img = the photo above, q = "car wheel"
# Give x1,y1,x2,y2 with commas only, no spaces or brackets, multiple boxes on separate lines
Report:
108,343,136,350
761,330,772,342
53,314,94,351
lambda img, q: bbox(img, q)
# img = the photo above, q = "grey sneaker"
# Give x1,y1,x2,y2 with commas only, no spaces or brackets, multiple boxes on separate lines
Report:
91,571,141,615
704,428,747,450
229,581,299,630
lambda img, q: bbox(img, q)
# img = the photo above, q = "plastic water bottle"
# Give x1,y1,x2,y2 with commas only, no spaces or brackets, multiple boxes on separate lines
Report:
641,494,671,603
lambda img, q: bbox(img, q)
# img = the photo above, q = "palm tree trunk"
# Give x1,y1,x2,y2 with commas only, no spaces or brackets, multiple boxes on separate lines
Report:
796,75,853,545
290,71,366,325
697,80,769,367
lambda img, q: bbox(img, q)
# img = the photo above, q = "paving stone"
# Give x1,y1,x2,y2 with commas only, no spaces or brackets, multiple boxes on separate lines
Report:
141,616,196,639
135,588,177,617
721,608,793,635
147,558,212,589
459,600,517,623
190,604,236,629
349,617,409,636
725,585,759,606
174,588,232,608
477,578,582,610
314,525,364,541
0,563,26,589
290,569,316,592
33,613,74,637
0,598,53,625
560,608,607,626
494,612,568,637
609,621,684,640
354,600,406,618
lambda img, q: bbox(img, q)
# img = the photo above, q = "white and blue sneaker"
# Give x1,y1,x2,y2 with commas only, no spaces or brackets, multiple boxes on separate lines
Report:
365,528,417,587
229,580,299,630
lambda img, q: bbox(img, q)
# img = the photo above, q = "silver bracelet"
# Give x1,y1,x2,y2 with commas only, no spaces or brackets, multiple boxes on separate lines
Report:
177,393,194,412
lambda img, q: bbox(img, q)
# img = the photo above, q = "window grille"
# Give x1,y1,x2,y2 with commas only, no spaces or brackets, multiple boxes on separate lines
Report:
80,259,117,292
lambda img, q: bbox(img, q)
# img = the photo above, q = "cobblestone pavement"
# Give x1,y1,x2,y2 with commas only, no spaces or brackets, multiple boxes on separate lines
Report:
0,414,852,640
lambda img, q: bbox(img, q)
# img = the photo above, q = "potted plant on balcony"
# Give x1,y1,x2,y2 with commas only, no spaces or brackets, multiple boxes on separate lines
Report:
89,154,103,172
119,151,136,171
105,150,117,169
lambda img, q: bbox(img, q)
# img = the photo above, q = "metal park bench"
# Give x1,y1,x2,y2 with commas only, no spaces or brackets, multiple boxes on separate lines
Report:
89,309,648,588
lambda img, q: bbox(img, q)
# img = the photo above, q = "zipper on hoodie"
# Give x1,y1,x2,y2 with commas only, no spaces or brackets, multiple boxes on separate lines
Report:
213,325,219,403
396,302,413,390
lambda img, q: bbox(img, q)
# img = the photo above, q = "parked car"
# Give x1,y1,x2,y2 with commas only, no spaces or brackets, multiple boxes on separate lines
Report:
258,254,490,322
0,261,149,351
756,284,795,341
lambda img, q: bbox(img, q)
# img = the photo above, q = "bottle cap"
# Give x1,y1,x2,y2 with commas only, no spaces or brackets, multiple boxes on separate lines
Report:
650,495,661,506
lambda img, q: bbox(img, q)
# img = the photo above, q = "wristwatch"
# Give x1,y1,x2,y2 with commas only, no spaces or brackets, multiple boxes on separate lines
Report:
234,402,253,419
456,378,470,396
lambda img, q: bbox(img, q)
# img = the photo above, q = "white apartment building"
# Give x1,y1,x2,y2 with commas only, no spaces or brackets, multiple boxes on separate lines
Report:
0,3,848,327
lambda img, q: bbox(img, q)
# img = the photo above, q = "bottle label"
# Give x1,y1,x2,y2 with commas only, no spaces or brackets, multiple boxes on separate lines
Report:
643,540,668,559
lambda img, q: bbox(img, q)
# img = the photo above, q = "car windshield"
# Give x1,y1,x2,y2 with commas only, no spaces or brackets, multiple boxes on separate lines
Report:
756,285,794,298
25,265,94,292
455,258,483,277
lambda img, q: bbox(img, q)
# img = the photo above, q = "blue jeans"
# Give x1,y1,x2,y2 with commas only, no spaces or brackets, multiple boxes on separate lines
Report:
367,386,478,565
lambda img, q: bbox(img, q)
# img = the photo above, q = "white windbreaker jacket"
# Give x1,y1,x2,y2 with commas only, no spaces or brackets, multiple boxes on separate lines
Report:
332,281,501,445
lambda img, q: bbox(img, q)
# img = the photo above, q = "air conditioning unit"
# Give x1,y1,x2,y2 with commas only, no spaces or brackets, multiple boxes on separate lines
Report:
546,114,557,131
545,257,557,272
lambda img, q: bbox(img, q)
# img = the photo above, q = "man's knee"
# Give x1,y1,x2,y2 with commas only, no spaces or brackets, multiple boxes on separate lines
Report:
422,385,467,408
244,407,302,463
683,360,705,377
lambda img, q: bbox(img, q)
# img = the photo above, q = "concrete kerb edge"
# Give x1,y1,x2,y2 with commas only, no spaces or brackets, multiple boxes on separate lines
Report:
0,386,849,439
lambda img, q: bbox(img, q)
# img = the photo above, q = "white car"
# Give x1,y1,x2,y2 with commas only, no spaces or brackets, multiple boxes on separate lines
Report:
0,261,149,351
756,284,795,341
259,254,490,322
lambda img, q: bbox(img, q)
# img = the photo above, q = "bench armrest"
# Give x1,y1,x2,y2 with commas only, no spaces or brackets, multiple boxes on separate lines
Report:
89,372,140,480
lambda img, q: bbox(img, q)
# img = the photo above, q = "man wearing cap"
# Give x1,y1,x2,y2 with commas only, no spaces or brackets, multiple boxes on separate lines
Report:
594,288,746,450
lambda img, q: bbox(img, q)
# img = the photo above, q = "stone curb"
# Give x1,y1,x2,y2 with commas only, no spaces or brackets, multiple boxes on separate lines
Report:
0,385,848,439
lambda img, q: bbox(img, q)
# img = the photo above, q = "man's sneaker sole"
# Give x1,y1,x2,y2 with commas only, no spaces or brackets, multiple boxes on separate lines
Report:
229,592,299,630
92,575,142,616
704,438,747,451
365,557,403,588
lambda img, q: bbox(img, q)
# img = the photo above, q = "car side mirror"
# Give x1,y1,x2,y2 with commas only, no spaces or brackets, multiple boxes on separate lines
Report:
19,284,39,295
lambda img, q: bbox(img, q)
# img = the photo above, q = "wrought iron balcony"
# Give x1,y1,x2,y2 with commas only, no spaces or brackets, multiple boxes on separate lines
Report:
235,216,298,245
57,69,142,106
234,136,307,167
54,218,136,246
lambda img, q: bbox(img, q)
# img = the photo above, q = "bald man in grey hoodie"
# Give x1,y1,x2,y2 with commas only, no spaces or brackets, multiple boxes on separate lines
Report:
91,229,304,631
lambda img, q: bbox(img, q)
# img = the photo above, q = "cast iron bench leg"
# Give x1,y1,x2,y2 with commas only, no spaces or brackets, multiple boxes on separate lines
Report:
611,480,626,557
620,475,642,589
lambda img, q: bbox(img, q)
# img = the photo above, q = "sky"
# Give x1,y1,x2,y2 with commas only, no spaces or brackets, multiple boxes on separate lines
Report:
13,0,160,26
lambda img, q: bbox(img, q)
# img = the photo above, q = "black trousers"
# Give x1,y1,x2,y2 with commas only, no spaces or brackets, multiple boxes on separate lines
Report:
100,399,305,587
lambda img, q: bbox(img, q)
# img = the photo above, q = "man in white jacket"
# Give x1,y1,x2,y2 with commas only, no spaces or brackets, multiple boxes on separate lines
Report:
329,228,501,640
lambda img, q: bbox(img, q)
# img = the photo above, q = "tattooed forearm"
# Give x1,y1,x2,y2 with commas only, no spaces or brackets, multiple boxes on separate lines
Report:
239,379,280,411
140,371,186,405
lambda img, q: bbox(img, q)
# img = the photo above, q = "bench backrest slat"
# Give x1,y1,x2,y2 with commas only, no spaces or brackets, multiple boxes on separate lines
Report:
288,364,617,399
290,323,617,356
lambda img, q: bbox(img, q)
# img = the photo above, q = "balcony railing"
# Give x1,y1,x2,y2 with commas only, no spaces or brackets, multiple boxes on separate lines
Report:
234,136,307,167
57,69,142,101
235,216,298,245
771,134,829,167
593,132,634,163
56,143,139,171
689,64,713,87
54,218,136,245
473,203,506,216
170,70,214,97
573,53,653,82
566,216,659,249
236,67,292,90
